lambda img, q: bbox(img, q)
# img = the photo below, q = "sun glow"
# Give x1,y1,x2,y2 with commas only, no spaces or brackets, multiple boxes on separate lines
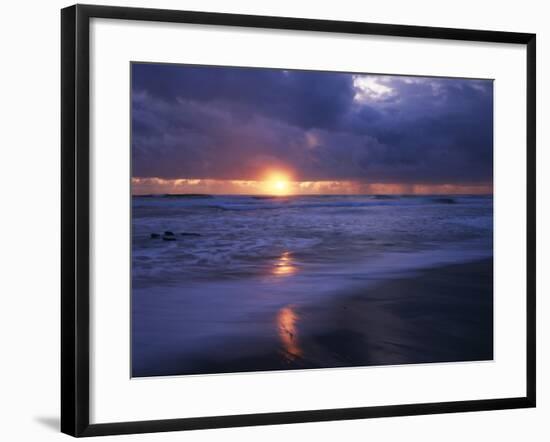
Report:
263,171,292,196
132,177,493,196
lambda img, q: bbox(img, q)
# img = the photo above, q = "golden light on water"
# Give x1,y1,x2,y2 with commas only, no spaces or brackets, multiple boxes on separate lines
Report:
272,251,297,276
277,306,302,361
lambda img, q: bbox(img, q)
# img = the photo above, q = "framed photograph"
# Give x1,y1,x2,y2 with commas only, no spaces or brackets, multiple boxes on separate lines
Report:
61,4,536,437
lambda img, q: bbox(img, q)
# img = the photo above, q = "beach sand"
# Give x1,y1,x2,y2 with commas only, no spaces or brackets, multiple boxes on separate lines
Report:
148,258,493,377
297,257,494,369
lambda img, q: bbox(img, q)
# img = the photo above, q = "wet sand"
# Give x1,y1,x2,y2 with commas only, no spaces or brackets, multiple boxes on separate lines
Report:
136,258,493,377
298,257,494,368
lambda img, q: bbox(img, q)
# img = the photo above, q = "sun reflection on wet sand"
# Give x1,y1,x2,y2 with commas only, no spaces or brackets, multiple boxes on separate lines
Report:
272,251,297,276
277,306,302,361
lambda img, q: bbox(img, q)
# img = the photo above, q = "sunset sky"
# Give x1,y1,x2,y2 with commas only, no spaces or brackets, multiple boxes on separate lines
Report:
131,63,493,195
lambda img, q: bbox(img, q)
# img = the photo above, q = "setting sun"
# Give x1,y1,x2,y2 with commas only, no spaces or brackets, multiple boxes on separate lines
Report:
263,171,292,195
274,180,287,192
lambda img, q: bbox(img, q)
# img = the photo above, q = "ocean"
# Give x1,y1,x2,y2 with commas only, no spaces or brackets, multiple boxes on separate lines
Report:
132,194,493,377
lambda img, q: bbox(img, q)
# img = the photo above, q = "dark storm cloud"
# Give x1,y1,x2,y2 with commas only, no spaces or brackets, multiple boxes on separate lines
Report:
132,63,354,130
132,63,493,184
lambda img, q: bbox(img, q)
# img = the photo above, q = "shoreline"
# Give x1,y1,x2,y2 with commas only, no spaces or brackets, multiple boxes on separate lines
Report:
133,258,493,377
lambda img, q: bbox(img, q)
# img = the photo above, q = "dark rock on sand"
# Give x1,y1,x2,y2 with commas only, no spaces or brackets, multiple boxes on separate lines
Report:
162,231,176,241
150,233,161,239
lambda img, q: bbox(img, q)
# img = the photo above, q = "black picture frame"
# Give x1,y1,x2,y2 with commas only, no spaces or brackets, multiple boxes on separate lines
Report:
61,4,536,437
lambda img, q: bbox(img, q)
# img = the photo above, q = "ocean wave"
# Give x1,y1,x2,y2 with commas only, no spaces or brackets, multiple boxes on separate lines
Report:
131,194,492,287
133,194,491,211
178,198,474,212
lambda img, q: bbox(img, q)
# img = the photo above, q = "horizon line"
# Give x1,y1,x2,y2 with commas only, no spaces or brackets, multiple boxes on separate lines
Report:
132,192,494,197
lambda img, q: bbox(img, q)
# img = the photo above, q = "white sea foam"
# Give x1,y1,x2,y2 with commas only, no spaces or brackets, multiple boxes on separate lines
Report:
132,194,493,288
